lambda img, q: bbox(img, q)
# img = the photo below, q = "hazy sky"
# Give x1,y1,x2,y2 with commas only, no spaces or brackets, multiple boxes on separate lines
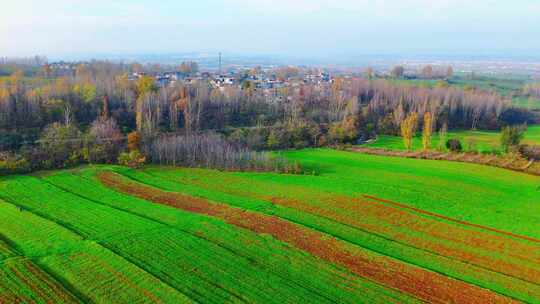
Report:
2,0,540,58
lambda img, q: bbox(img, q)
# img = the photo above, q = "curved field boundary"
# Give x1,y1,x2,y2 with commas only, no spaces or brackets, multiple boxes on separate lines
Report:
267,195,540,286
99,171,519,304
349,147,540,177
123,168,540,301
362,195,540,244
41,173,405,304
149,170,539,286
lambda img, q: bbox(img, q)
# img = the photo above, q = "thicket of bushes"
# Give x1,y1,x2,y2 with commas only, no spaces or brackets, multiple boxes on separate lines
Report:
0,118,124,175
0,118,302,175
225,118,360,152
149,133,300,173
519,144,540,160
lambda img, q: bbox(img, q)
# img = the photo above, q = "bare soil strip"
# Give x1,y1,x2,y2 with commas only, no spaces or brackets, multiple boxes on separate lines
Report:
173,175,539,284
363,195,540,244
269,195,540,285
99,171,519,304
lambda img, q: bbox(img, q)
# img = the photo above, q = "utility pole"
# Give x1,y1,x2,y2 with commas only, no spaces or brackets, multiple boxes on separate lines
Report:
219,52,222,75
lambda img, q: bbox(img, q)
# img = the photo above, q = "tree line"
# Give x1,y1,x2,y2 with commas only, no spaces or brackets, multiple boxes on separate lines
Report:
0,60,534,174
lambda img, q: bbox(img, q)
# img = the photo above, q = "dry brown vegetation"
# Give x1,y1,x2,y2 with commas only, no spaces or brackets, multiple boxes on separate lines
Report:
349,147,540,176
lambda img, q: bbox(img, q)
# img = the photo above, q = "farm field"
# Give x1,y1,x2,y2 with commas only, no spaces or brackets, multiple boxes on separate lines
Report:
0,149,539,303
390,75,528,95
365,125,540,152
390,75,540,110
512,97,540,111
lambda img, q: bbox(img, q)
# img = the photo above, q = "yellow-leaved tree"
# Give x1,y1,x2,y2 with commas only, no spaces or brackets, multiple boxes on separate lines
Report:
422,112,432,151
401,112,418,151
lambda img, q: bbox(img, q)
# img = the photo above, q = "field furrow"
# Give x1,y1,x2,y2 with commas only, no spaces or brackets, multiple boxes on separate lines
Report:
0,239,16,262
99,170,520,304
155,168,539,281
117,167,540,303
0,258,82,304
0,173,419,303
0,199,194,304
0,224,82,304
268,195,540,284
362,195,540,244
44,169,418,304
1,148,538,303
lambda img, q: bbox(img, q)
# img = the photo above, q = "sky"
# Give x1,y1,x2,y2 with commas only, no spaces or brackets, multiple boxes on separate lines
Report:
1,0,540,59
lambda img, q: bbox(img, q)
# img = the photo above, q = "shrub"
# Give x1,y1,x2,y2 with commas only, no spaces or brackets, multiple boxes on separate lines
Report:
465,138,477,152
446,139,463,152
85,118,124,164
500,125,526,153
519,144,540,160
0,155,31,175
127,131,141,152
39,122,83,169
328,116,360,145
118,150,146,169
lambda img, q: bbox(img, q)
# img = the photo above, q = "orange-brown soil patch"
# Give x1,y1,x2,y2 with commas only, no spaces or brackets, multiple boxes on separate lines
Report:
99,171,518,304
363,195,539,244
168,174,539,284
269,195,540,285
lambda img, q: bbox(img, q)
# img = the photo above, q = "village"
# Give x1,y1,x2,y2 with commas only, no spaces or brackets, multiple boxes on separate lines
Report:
46,60,334,94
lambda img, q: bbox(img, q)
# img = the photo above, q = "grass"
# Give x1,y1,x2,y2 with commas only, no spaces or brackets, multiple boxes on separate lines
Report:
512,96,540,110
389,75,540,110
0,199,192,304
0,169,415,303
0,258,80,304
282,150,539,236
104,167,540,302
113,152,539,301
0,149,539,303
389,75,529,96
365,125,540,152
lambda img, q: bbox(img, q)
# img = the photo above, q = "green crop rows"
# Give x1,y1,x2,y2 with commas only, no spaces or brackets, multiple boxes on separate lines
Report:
0,149,539,303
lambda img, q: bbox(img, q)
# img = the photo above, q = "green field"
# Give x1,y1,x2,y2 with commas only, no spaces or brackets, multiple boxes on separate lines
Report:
513,97,540,111
390,75,528,94
389,75,540,110
0,149,539,303
365,125,540,152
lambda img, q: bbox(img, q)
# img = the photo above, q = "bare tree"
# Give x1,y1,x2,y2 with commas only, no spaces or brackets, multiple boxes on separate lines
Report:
446,66,454,79
422,65,434,79
391,66,405,78
149,133,296,173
